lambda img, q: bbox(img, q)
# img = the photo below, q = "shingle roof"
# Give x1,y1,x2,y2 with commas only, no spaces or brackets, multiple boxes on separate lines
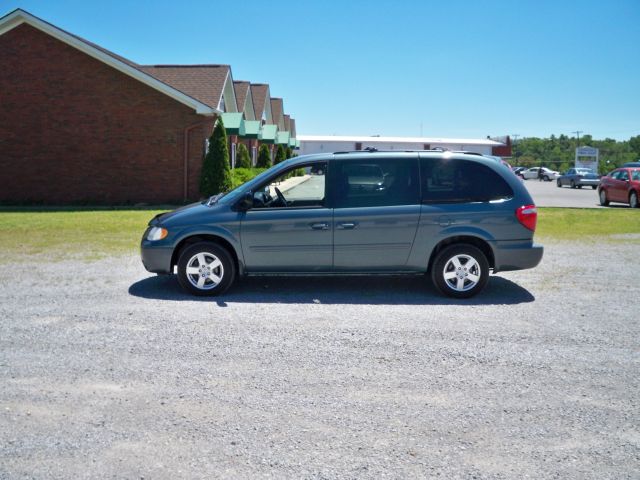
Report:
250,83,270,122
139,65,231,110
270,97,284,129
233,81,250,113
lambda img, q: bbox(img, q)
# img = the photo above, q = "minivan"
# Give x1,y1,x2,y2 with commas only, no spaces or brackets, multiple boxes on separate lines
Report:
141,151,543,298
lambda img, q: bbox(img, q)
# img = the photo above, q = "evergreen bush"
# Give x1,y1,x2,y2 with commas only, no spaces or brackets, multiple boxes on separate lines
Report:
256,144,272,168
200,118,232,197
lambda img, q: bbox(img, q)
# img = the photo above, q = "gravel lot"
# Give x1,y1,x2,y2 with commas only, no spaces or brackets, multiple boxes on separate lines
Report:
1,241,638,479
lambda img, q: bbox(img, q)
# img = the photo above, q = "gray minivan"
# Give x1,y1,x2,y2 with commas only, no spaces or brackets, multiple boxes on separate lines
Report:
141,151,543,298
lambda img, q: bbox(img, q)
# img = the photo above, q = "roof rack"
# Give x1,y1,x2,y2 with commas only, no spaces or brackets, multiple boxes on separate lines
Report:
331,148,487,155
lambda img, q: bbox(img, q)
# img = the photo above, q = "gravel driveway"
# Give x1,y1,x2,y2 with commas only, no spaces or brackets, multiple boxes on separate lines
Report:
1,241,638,479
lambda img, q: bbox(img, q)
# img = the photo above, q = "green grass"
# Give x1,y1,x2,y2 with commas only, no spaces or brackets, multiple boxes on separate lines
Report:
536,207,640,241
0,209,165,261
0,207,638,262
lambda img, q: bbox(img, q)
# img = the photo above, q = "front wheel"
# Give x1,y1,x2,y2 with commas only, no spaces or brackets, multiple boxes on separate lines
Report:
630,191,639,209
177,242,236,296
557,179,562,188
570,180,576,189
599,189,609,206
431,244,489,299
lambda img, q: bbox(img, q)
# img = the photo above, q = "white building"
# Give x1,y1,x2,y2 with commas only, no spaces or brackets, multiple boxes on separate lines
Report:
297,135,505,156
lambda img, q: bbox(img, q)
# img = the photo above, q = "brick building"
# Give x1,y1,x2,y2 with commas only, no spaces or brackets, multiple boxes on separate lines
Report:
0,9,298,204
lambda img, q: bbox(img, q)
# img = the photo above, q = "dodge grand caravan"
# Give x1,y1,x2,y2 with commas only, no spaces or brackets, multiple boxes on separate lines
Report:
141,151,543,298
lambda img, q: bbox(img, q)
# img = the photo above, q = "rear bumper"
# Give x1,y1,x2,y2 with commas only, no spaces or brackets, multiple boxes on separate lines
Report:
492,240,543,273
141,241,173,274
578,179,600,186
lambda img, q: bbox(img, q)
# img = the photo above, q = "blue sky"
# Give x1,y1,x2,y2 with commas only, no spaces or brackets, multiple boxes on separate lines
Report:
3,0,639,140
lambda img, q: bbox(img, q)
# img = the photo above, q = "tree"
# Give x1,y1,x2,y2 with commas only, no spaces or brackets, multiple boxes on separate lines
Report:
629,135,640,156
285,147,293,159
200,118,232,197
235,143,251,168
256,144,271,168
274,145,286,164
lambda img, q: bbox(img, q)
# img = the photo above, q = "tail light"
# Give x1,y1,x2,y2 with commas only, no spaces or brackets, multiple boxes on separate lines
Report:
516,204,537,231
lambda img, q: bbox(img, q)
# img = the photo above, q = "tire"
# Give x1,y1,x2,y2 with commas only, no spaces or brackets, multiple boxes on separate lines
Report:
591,185,597,190
431,244,489,299
599,189,609,206
543,175,550,182
557,179,562,188
577,185,582,189
630,191,639,209
177,242,235,296
570,180,576,189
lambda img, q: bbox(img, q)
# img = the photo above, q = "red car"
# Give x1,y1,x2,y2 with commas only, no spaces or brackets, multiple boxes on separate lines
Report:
598,167,640,208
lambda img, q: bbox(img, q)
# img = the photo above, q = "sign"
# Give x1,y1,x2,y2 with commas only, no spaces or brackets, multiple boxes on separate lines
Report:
575,146,599,170
576,146,598,157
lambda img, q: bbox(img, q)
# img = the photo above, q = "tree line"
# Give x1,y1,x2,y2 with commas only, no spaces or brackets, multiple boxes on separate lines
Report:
512,134,640,174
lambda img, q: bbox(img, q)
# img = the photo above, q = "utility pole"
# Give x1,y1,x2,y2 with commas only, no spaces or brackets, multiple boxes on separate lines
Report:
572,130,582,147
511,134,520,165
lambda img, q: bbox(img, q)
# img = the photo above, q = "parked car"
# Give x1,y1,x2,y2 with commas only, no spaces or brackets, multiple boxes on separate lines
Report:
598,167,640,208
622,161,640,167
521,167,560,181
557,168,600,189
512,166,527,178
141,151,543,299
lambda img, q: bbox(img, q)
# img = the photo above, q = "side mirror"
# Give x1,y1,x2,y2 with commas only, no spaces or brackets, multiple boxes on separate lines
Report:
237,191,253,211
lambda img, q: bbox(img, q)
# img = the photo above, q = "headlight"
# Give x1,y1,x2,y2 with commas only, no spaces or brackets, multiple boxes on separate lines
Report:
147,226,168,241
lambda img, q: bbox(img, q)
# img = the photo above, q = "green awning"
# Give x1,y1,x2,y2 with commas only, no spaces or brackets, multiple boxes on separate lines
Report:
276,131,290,145
295,139,300,148
288,137,296,148
221,112,245,136
259,124,278,144
242,120,261,139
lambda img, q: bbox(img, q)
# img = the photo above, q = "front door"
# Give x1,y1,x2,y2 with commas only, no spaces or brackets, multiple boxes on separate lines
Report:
330,155,421,271
240,162,332,272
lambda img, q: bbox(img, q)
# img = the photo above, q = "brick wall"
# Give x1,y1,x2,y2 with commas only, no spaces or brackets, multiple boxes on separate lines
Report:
0,24,215,204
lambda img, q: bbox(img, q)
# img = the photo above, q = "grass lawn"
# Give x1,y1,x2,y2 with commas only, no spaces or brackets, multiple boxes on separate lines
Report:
0,207,638,262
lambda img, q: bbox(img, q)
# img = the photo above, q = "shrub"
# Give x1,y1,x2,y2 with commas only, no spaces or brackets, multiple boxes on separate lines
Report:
230,167,267,188
257,144,272,168
235,143,251,169
200,118,232,197
274,145,286,164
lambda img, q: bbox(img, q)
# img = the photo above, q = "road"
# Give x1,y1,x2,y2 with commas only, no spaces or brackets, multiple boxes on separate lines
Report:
522,179,603,208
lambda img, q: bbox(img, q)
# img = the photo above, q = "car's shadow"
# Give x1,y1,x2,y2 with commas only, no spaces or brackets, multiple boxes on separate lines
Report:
128,275,535,306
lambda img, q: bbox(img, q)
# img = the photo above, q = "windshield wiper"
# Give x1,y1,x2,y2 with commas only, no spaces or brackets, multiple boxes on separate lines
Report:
205,193,225,206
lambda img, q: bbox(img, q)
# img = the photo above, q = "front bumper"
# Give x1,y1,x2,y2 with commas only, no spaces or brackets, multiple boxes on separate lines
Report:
492,240,544,273
141,240,173,274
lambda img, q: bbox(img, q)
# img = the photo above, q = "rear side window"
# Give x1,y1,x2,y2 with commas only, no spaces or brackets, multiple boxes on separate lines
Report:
420,158,513,204
333,158,419,208
632,170,640,181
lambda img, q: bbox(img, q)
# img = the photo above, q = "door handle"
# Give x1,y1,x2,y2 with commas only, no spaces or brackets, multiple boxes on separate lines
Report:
309,222,329,230
337,222,357,229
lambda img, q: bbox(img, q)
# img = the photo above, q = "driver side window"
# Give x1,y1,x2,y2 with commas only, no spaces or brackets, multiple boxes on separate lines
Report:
251,162,327,209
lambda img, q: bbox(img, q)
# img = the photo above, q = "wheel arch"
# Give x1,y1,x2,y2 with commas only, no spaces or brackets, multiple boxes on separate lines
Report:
171,234,243,275
427,235,495,273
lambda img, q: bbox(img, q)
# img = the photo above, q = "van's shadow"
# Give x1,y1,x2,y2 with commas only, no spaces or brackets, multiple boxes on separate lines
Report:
128,275,535,306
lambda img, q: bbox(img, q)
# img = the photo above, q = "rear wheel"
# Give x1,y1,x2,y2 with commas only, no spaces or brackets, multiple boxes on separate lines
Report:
177,242,235,296
591,185,597,190
630,191,639,209
431,244,489,299
570,180,576,189
557,179,562,188
543,175,550,182
599,189,609,206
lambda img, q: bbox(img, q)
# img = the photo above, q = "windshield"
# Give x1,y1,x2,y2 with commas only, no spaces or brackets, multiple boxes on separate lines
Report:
576,168,594,174
215,158,298,205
